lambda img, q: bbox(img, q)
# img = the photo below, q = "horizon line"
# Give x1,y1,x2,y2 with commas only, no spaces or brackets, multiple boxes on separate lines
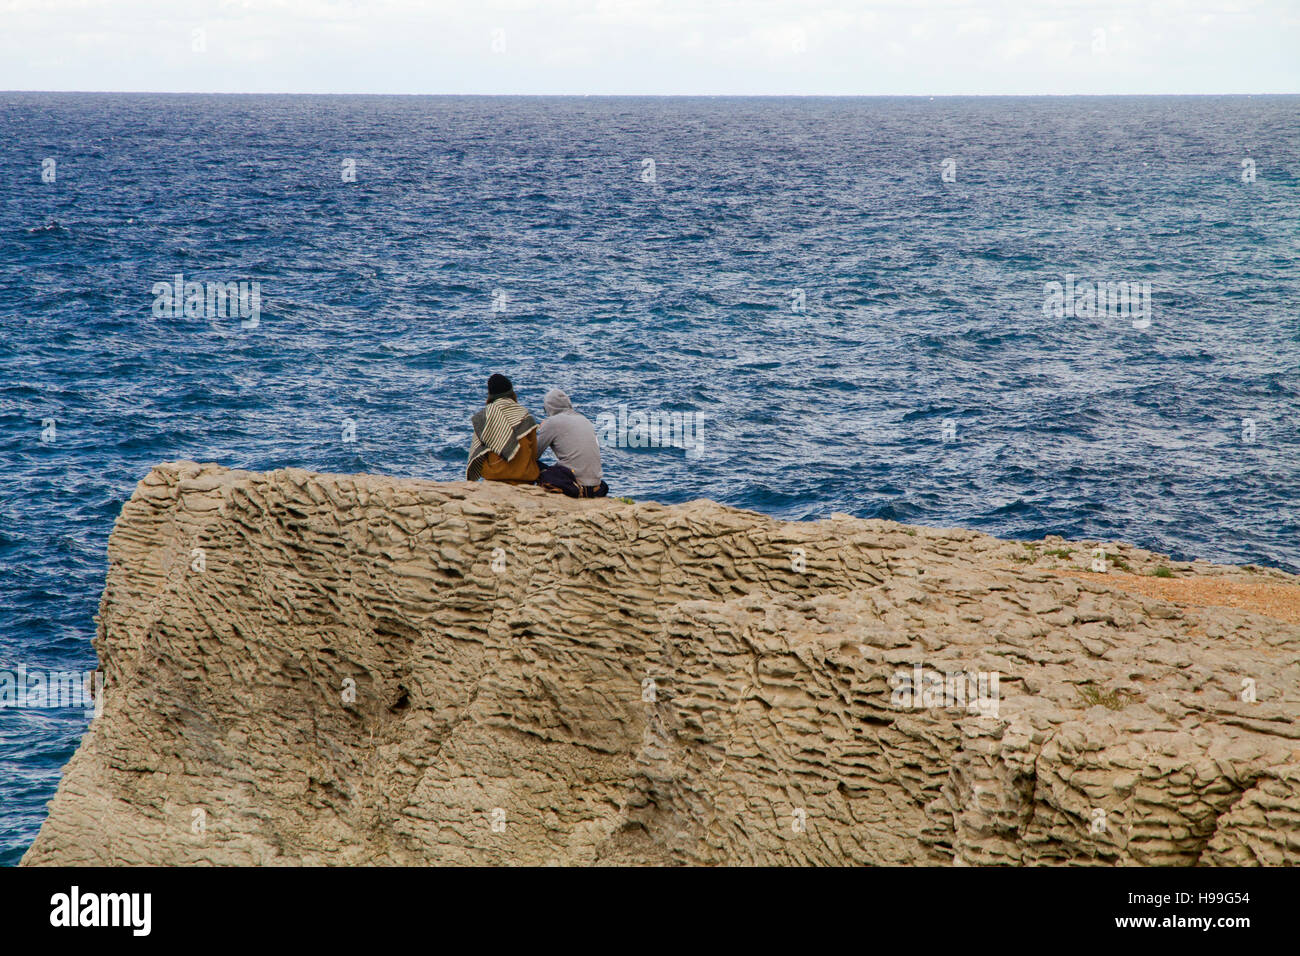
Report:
6,89,1300,98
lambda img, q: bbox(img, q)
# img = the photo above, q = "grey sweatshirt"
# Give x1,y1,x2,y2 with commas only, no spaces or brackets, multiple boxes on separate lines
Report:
536,389,603,486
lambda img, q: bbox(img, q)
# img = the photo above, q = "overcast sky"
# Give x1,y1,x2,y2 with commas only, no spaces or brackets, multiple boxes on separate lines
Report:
3,0,1297,95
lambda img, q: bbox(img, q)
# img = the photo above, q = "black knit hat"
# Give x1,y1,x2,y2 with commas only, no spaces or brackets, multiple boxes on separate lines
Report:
487,373,513,398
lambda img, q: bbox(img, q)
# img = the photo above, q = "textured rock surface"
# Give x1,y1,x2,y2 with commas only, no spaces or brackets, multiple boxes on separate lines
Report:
22,462,1300,866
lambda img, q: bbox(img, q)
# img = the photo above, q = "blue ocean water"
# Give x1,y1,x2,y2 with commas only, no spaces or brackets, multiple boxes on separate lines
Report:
1,94,1298,863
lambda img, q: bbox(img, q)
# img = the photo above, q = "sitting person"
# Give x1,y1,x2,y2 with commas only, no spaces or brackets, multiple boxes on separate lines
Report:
466,373,540,484
535,388,608,498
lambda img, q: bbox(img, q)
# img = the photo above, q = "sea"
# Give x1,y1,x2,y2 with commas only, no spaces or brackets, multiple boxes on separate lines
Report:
1,93,1298,863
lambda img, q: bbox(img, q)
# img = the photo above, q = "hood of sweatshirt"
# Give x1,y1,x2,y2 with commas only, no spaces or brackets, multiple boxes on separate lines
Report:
543,388,575,416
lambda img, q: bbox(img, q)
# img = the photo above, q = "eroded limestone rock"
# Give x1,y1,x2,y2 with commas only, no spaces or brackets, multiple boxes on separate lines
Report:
21,462,1300,865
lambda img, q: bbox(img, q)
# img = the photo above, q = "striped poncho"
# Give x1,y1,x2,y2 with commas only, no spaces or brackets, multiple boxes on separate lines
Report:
466,397,539,481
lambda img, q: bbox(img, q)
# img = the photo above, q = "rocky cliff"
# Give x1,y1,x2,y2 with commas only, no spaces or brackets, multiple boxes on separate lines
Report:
22,462,1300,865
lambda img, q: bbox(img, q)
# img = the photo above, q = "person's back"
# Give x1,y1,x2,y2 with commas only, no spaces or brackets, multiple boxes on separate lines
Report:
466,373,540,484
536,389,605,495
480,430,538,482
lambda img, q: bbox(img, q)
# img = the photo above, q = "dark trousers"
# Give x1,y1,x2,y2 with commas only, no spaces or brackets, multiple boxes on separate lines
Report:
538,463,608,498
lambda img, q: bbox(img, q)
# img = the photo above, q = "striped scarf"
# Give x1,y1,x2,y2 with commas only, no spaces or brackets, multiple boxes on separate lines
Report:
466,397,538,481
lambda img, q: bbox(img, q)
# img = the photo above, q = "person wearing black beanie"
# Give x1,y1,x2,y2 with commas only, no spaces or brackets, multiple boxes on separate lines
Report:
486,373,516,403
466,373,539,483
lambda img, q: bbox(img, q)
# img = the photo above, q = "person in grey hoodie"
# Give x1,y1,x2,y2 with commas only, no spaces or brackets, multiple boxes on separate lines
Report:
535,388,608,497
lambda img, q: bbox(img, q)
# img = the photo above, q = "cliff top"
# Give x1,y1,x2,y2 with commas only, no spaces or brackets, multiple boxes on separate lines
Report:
22,461,1300,866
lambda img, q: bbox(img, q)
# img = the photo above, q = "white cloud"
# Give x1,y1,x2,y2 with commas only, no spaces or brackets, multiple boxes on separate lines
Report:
0,0,1296,93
